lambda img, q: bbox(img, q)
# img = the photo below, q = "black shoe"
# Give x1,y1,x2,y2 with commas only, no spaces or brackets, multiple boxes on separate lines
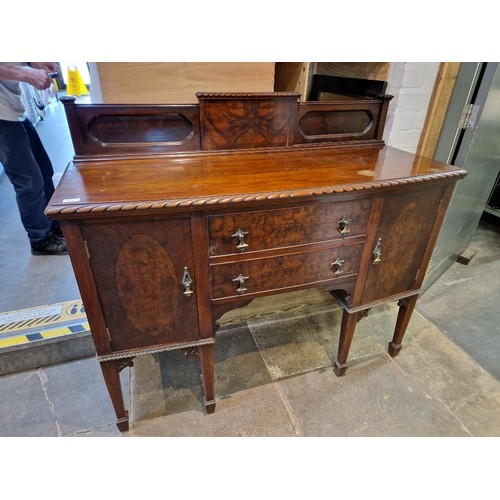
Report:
31,234,68,255
52,226,64,238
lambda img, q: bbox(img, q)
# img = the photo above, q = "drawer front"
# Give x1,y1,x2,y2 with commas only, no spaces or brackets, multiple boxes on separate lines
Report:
210,242,364,300
208,199,371,256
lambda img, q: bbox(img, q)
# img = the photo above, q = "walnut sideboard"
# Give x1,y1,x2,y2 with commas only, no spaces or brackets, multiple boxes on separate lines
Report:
46,91,467,431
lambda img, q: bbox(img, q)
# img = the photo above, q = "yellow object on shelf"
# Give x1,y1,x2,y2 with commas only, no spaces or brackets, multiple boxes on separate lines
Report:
66,65,89,96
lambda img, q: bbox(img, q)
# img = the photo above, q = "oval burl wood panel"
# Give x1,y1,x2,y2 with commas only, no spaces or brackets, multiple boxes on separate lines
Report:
361,187,445,303
115,234,178,336
378,201,422,292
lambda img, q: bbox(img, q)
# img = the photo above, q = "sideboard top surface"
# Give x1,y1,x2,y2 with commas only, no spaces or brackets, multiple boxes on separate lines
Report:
46,145,467,217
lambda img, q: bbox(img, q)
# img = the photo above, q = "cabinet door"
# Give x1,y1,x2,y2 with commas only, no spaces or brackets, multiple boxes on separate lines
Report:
81,218,199,351
361,187,445,304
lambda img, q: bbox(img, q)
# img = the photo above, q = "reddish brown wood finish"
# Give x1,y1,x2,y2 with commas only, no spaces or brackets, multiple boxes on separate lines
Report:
100,360,129,431
295,100,386,144
48,93,467,431
361,187,445,304
81,218,199,351
207,199,372,256
389,296,419,357
60,89,391,159
198,92,299,150
60,96,201,156
46,145,464,214
210,242,364,301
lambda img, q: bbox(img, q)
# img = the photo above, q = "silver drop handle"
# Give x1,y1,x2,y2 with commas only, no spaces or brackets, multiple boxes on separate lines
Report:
232,274,249,294
182,267,194,297
231,228,249,251
373,238,382,264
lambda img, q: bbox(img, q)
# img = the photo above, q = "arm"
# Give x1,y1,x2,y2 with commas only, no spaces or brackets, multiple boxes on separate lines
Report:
28,62,58,73
0,63,55,90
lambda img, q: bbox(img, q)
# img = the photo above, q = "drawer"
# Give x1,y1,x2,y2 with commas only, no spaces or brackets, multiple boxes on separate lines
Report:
210,242,364,300
208,199,371,256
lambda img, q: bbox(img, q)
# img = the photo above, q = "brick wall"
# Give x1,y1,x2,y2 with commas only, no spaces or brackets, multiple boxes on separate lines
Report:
383,62,440,153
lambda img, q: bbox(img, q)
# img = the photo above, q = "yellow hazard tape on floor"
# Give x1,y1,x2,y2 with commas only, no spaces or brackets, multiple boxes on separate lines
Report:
0,299,86,334
0,299,89,349
0,321,90,349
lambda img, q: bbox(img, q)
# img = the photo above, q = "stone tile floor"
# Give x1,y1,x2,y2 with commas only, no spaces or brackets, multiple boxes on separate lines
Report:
128,298,500,438
2,295,498,438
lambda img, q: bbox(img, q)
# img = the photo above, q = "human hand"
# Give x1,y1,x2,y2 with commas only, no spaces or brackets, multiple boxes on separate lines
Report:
24,66,54,90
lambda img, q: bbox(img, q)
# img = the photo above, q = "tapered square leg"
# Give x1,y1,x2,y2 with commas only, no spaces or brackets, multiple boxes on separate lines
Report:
388,295,418,357
334,309,360,376
198,343,216,413
333,360,348,377
99,359,129,432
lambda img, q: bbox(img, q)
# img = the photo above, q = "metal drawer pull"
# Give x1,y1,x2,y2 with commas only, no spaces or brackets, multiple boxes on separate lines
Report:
231,228,249,251
331,257,345,275
337,216,351,235
373,238,382,263
232,274,249,294
182,267,194,297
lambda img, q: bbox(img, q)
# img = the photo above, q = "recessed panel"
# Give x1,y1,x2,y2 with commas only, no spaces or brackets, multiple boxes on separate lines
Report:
299,110,373,140
88,114,194,146
362,188,445,303
115,234,178,336
377,202,422,292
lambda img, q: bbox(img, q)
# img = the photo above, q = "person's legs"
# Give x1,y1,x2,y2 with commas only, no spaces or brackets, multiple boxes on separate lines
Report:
21,118,61,233
0,118,65,254
21,119,55,203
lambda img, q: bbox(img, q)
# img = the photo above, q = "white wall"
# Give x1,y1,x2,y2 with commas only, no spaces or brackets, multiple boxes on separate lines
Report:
384,62,440,154
87,63,103,104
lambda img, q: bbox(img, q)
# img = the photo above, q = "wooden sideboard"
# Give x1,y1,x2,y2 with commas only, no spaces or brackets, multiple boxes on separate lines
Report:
47,90,467,431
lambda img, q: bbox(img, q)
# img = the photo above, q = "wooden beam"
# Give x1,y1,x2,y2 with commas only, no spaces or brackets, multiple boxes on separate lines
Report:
417,62,461,159
274,63,312,100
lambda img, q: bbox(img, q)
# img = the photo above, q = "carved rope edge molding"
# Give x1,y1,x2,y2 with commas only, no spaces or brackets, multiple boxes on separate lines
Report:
96,337,216,363
45,170,467,216
196,92,301,99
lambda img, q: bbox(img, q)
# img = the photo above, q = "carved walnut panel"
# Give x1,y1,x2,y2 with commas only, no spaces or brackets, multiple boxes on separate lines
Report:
198,93,298,150
361,187,445,304
81,218,199,351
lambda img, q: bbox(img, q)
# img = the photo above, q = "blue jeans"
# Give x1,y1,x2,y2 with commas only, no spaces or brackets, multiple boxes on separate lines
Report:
0,118,58,245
